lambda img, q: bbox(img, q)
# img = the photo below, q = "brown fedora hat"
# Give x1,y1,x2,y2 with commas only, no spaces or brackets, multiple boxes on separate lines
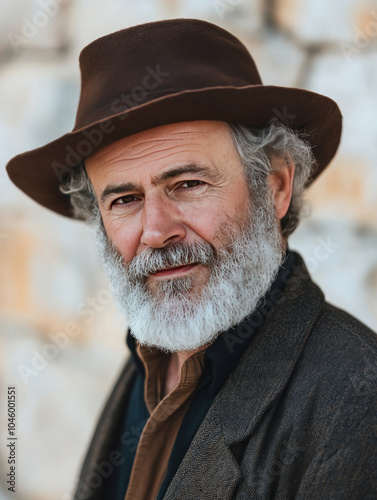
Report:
6,18,342,219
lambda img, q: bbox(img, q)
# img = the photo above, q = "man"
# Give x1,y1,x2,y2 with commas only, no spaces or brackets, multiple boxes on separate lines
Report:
6,18,377,500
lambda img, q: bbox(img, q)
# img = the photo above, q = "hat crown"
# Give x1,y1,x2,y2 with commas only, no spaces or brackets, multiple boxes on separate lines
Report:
74,19,262,130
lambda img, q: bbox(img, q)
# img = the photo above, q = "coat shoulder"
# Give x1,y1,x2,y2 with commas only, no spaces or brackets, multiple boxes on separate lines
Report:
296,298,377,412
313,300,377,361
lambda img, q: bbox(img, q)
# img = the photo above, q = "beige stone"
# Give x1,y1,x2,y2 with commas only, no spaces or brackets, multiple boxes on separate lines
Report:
305,50,377,229
274,0,377,45
69,0,164,55
0,59,79,165
243,31,306,87
290,218,377,331
1,0,71,55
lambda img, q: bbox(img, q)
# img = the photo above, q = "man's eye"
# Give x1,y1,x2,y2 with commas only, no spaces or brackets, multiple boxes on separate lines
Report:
112,195,138,206
180,180,204,189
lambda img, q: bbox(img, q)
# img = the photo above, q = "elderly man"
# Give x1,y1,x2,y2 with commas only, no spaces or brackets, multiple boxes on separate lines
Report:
6,19,377,500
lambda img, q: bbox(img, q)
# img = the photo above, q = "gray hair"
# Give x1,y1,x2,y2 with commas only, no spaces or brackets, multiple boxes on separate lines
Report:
60,161,100,224
59,120,315,237
228,120,315,237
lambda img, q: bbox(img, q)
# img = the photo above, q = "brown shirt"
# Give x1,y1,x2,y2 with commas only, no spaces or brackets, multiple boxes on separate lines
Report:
124,343,207,500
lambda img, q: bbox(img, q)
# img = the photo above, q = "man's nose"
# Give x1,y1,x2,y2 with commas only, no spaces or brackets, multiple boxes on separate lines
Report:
140,194,186,248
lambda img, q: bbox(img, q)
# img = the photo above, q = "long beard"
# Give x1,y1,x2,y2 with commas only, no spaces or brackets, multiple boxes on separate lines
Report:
95,190,285,352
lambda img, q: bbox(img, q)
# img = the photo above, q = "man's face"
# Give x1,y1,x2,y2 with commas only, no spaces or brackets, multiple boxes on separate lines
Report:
86,121,253,295
86,120,286,352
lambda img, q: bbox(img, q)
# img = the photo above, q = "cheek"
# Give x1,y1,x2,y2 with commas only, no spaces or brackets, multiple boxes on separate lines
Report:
182,187,251,243
185,206,237,245
103,218,140,263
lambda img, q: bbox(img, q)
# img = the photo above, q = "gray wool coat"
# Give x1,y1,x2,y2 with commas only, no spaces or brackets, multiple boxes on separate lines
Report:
75,253,377,500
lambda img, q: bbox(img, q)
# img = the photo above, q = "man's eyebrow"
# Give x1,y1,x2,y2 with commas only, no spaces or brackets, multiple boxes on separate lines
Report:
154,164,222,183
100,182,138,205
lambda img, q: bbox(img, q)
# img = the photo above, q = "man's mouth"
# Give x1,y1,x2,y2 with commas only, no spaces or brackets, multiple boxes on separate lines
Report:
149,263,199,278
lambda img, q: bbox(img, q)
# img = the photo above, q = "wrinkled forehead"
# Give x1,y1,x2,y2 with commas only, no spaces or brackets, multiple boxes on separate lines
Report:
87,120,232,160
84,120,244,182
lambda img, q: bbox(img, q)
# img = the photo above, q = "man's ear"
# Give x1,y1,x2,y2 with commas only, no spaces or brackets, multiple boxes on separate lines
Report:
268,157,295,220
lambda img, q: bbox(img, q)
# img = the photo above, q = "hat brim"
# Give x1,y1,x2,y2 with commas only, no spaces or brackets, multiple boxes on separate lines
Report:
6,85,342,219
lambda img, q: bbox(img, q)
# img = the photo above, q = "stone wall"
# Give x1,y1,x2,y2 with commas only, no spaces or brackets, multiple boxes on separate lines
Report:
1,1,376,499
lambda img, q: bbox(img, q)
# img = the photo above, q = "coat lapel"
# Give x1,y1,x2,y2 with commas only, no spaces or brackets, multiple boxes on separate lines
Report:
165,254,325,498
164,405,241,500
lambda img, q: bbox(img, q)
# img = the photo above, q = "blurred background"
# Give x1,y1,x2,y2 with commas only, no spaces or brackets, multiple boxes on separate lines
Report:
1,1,377,499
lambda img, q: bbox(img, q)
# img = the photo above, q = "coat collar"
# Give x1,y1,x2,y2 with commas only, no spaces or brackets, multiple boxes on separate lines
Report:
164,252,325,499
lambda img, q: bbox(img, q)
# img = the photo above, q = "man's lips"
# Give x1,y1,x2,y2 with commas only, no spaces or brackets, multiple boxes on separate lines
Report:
149,263,199,278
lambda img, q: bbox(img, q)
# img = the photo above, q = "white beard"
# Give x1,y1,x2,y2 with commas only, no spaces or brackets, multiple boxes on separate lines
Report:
95,191,285,352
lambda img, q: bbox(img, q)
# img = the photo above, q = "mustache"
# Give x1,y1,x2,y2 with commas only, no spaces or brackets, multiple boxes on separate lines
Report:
126,241,216,281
